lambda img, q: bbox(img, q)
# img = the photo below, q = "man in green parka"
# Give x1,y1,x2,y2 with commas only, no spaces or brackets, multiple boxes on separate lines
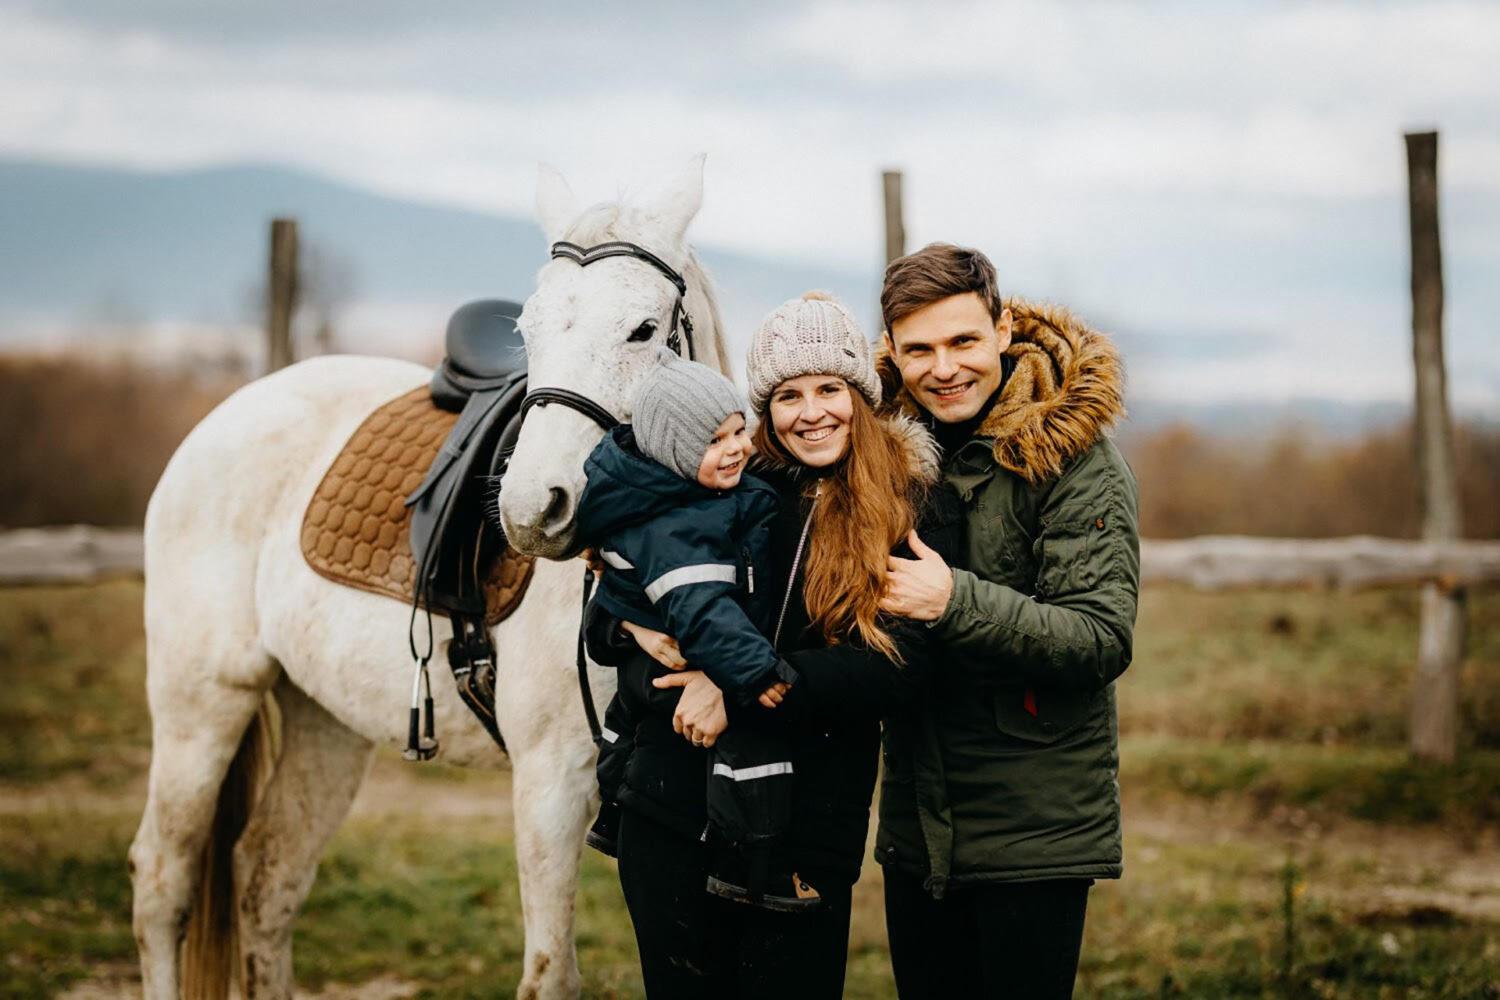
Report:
875,243,1141,999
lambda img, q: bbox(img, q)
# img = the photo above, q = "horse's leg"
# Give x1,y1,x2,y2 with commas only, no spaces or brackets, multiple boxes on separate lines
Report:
496,563,603,1000
129,652,275,1000
232,674,374,998
509,735,596,1000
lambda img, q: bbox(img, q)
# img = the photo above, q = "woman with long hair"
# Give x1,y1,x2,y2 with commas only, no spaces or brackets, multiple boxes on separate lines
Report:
595,291,964,998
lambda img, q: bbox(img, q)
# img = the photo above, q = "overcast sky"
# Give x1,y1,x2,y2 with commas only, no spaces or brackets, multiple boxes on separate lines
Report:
3,1,1497,411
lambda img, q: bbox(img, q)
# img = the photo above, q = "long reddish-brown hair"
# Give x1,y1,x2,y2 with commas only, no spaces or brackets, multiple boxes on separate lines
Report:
753,388,925,660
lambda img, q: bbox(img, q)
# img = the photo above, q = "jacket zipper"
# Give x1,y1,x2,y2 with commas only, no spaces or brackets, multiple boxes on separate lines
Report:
773,481,821,650
742,546,755,594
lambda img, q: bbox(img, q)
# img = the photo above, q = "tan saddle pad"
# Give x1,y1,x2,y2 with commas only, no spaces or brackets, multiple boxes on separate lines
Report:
300,387,535,625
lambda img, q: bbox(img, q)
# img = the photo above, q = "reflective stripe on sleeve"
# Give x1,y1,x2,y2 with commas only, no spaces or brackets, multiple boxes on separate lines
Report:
600,550,634,570
643,563,737,603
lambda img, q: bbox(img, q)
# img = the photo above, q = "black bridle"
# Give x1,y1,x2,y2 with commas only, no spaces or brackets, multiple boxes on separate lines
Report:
517,240,699,432
510,239,700,745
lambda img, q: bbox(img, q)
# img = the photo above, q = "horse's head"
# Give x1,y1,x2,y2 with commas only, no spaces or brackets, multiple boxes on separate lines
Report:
500,155,725,558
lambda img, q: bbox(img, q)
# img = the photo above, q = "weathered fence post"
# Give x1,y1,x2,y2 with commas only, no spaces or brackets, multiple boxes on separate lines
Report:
1405,130,1466,763
267,218,299,373
882,170,905,266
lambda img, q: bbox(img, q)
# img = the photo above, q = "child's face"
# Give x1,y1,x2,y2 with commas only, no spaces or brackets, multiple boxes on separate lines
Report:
696,413,754,490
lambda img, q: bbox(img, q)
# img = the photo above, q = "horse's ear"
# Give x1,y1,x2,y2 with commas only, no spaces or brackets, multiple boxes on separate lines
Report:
646,153,705,242
535,163,578,243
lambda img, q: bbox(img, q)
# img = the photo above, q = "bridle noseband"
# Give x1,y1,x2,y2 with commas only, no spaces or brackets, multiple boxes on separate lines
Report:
517,240,699,433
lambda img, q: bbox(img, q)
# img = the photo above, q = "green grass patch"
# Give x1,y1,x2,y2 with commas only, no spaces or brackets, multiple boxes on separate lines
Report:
1123,735,1500,830
5,581,1500,995
5,807,1498,999
0,811,138,998
0,580,151,786
1126,587,1500,749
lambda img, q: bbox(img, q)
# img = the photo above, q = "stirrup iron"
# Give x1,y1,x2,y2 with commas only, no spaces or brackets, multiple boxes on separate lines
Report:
403,656,439,762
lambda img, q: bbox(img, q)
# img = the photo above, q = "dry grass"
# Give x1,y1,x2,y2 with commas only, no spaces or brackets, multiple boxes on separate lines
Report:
5,356,1499,540
3,580,1500,996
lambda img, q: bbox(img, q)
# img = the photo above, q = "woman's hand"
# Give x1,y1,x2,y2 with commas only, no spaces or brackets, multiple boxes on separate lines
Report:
758,682,791,709
621,620,687,671
653,671,727,747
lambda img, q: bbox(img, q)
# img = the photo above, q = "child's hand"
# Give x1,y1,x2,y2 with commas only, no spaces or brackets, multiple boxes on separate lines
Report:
621,621,687,670
757,681,791,709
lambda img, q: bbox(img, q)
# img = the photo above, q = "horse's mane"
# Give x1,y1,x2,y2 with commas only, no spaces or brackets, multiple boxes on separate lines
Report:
561,203,731,378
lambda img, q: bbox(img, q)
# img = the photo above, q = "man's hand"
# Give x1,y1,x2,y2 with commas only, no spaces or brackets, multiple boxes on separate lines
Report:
653,671,728,747
757,681,791,709
622,620,687,670
880,529,954,622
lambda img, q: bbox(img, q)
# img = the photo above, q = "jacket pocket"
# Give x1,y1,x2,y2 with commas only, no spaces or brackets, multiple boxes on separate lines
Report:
992,685,1101,747
1034,501,1104,597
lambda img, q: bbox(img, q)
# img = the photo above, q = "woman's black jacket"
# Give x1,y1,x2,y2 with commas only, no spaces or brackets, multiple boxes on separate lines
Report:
589,457,965,886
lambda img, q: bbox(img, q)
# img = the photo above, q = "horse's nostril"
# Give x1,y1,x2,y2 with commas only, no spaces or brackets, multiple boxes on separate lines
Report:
540,487,571,533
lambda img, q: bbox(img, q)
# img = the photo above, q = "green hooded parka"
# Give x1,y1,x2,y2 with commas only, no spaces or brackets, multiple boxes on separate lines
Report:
875,299,1141,897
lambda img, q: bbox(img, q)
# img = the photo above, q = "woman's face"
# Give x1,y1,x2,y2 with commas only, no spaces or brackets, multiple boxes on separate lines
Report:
768,375,854,468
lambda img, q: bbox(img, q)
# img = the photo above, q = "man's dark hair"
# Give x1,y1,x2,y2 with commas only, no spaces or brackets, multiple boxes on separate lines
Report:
880,243,1004,335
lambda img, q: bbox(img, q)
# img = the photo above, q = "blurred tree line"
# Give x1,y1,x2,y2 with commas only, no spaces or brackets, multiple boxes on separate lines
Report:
1122,421,1500,539
2,355,1497,536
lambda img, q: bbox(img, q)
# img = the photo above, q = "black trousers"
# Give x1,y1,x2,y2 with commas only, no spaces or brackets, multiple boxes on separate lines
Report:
884,867,1091,1000
616,808,852,999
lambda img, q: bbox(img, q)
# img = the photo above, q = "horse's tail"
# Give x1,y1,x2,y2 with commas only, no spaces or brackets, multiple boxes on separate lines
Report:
181,693,279,1000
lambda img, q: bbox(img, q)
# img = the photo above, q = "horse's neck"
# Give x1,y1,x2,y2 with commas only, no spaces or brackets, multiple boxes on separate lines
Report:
681,250,731,378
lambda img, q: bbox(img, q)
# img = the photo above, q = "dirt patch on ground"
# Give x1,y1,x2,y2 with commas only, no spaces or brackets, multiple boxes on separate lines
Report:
1123,791,1500,921
349,755,513,822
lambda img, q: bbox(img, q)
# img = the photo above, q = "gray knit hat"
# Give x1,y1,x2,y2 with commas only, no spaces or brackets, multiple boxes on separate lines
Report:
746,291,881,413
632,347,748,480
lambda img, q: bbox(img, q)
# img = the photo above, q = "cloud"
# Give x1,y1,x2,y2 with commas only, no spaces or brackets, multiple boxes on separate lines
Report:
0,0,1495,411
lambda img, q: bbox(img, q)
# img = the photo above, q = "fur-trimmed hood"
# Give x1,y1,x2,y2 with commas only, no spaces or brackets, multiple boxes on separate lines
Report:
750,411,942,486
876,298,1126,483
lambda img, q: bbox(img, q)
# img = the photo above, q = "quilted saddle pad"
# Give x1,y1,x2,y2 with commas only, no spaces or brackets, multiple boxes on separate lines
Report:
300,387,535,625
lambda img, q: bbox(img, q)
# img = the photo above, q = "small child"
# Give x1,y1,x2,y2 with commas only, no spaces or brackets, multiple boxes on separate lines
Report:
577,347,815,911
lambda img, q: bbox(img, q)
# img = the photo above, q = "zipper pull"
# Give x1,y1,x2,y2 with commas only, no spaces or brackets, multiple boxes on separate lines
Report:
748,563,755,593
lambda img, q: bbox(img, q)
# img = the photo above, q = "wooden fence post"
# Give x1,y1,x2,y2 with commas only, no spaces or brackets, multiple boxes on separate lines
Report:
1405,130,1466,763
882,170,905,266
267,218,299,373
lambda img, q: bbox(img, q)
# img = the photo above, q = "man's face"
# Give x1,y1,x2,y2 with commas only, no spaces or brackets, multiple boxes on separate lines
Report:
887,292,1011,424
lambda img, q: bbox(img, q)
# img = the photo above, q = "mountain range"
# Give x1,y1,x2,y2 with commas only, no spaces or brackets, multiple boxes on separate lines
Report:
0,157,1465,435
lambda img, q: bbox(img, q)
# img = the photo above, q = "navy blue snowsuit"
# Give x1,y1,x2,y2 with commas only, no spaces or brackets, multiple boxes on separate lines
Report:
577,425,798,855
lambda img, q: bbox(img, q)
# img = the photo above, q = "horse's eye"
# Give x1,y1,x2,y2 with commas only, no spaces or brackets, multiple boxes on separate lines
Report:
628,320,657,343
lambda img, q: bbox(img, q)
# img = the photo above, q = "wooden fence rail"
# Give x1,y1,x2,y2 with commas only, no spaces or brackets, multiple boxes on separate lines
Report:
4,527,1500,590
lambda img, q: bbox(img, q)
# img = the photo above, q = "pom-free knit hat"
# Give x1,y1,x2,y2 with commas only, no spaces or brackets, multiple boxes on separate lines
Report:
632,347,748,480
746,291,881,413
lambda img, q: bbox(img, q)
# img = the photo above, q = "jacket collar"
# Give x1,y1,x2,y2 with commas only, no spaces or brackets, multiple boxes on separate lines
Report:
876,298,1126,483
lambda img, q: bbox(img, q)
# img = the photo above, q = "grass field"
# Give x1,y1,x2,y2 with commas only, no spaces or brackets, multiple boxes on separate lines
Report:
2,581,1498,998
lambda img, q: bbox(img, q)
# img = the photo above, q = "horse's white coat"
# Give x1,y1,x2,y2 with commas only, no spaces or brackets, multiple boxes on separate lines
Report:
129,158,729,998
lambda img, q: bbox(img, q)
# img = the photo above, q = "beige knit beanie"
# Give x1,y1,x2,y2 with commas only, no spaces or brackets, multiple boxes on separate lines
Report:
745,291,881,413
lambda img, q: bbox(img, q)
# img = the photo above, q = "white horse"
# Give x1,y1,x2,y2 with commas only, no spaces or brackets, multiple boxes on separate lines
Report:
129,156,729,999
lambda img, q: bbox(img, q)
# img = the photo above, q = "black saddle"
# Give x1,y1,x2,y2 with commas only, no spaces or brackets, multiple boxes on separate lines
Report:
429,299,528,412
403,298,531,756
